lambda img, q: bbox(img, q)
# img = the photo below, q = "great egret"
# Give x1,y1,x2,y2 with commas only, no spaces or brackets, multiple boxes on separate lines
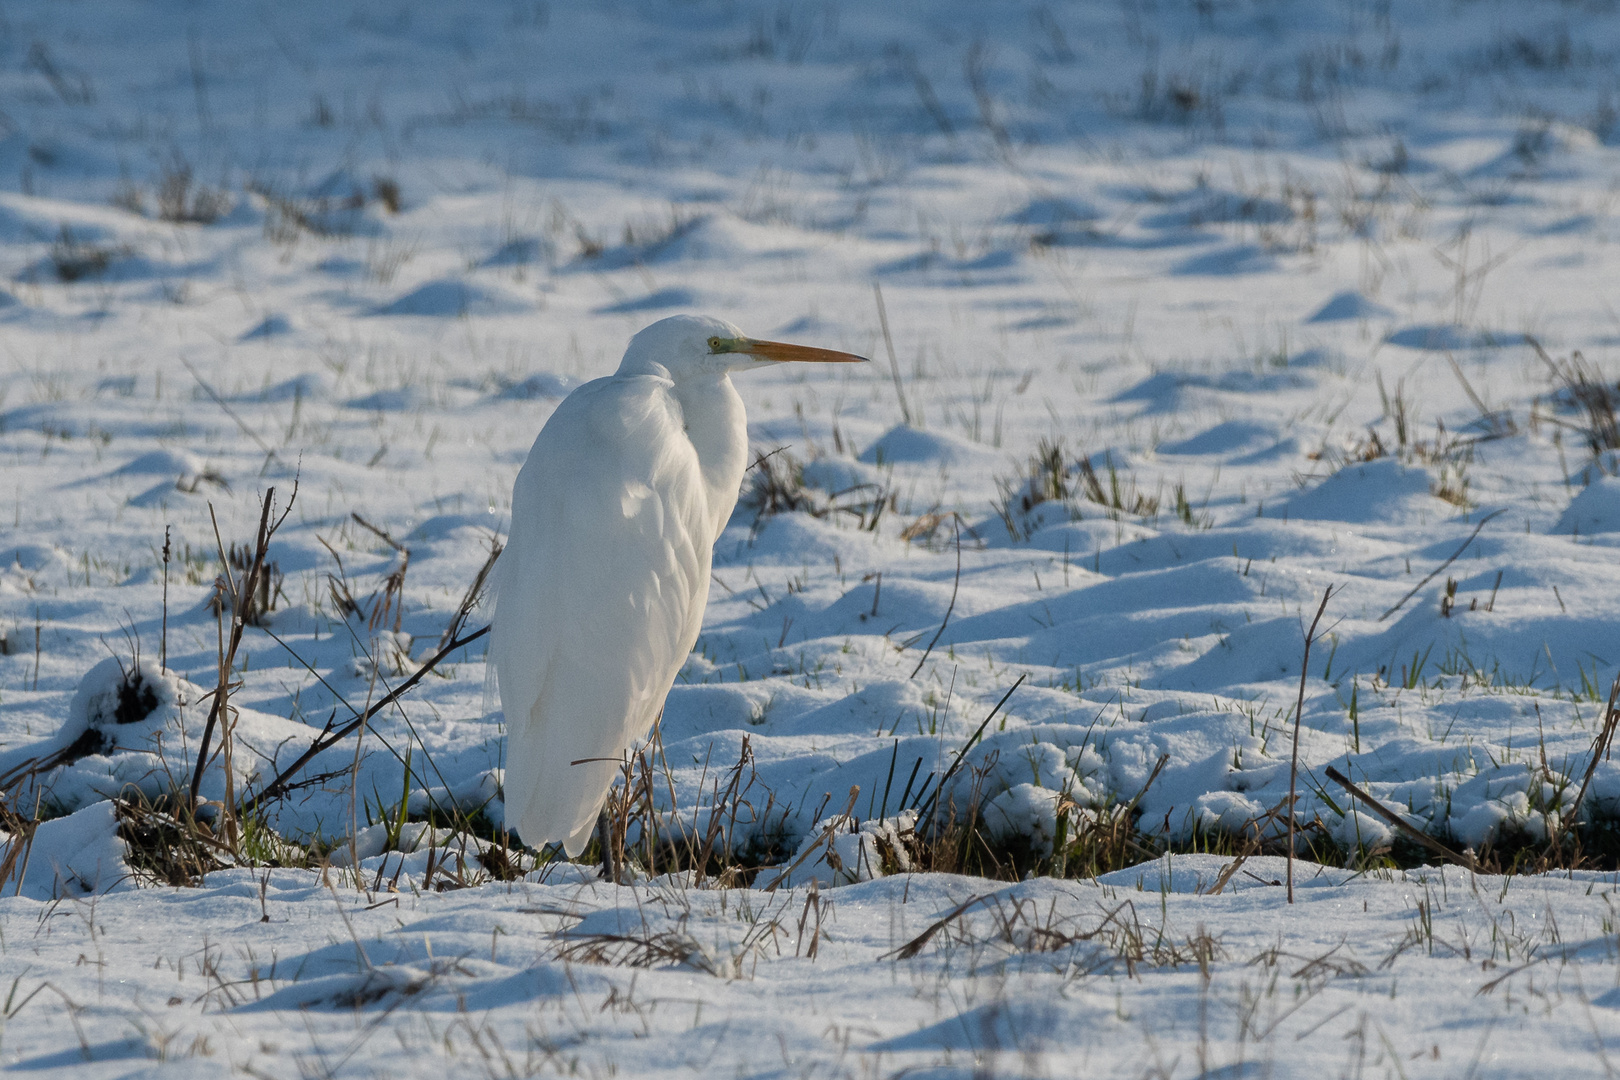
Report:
490,314,866,856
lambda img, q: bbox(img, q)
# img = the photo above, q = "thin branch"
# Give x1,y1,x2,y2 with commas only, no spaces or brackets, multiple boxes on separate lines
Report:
915,673,1026,825
910,515,961,678
872,282,913,427
351,512,405,552
440,539,502,651
1570,670,1620,834
1378,509,1504,622
1288,585,1333,904
1444,351,1493,421
882,893,992,960
189,483,297,808
180,356,282,466
1325,765,1476,871
238,624,489,816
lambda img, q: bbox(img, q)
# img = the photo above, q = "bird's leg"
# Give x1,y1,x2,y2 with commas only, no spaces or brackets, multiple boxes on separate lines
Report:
597,809,620,884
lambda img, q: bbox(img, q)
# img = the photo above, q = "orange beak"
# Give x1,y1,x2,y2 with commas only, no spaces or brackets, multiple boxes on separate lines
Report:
742,338,869,364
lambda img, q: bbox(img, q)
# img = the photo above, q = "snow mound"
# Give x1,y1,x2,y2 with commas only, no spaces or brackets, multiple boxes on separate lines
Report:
1307,291,1394,322
242,372,332,402
635,214,801,266
1280,458,1438,523
1159,420,1277,457
1554,476,1620,534
1008,196,1099,226
346,386,428,411
1172,244,1277,276
1,657,319,819
239,313,294,340
596,286,697,314
1193,791,1267,834
769,811,917,888
769,313,843,338
799,457,884,492
0,544,72,597
663,684,770,737
1385,324,1501,350
982,784,1064,854
496,372,578,399
1472,121,1600,178
1330,807,1395,851
482,237,547,267
374,279,530,317
1096,855,1337,894
1450,765,1570,847
0,802,130,900
858,425,994,467
114,449,203,476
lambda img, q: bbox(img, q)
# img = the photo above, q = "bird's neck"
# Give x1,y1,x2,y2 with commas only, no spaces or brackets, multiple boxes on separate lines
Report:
671,373,748,539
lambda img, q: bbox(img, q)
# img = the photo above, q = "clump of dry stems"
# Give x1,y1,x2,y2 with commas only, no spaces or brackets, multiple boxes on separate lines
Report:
742,447,892,537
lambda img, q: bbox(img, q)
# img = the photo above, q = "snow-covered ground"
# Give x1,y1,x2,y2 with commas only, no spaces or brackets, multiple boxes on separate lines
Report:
4,0,1620,1074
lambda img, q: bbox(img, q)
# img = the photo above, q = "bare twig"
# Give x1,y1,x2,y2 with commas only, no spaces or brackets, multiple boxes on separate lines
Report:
1324,765,1476,871
1378,510,1504,621
1204,853,1250,897
915,673,1026,825
179,356,282,469
761,786,859,892
1445,352,1493,422
883,893,992,960
238,624,490,816
872,282,913,427
1120,753,1171,823
189,484,298,820
1289,585,1333,903
350,513,404,551
1570,670,1620,835
160,526,171,674
440,539,502,652
909,516,961,678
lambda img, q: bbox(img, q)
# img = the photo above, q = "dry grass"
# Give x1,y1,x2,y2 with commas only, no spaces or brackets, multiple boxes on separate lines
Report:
887,889,1222,978
1311,372,1482,507
318,513,411,634
553,907,787,979
589,732,794,887
47,226,123,282
155,162,231,224
996,439,1169,541
1529,335,1620,455
249,175,397,243
741,448,891,536
207,541,284,626
995,437,1075,540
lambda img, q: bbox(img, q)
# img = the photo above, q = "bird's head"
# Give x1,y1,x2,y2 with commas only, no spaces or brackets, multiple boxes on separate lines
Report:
617,314,867,379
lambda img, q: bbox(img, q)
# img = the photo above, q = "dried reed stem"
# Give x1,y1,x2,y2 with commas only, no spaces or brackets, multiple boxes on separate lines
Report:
1570,670,1620,836
1288,585,1333,903
239,623,489,816
872,282,913,427
1378,511,1502,622
1325,765,1476,871
189,484,297,822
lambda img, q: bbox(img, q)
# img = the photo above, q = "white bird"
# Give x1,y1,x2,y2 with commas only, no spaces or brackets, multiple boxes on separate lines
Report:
490,314,866,856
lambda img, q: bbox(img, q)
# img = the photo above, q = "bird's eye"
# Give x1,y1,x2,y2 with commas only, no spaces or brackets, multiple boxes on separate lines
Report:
707,336,723,352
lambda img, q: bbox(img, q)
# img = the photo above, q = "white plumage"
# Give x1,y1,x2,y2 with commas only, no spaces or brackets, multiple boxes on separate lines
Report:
489,314,865,855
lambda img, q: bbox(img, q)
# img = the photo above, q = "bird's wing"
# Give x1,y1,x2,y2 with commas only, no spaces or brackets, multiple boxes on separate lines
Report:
490,374,712,855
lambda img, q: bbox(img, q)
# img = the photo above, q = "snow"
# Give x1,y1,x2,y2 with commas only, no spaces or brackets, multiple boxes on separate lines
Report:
0,0,1619,1074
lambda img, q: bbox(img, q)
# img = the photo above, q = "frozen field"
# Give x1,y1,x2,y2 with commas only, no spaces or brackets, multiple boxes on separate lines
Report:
3,0,1620,1075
